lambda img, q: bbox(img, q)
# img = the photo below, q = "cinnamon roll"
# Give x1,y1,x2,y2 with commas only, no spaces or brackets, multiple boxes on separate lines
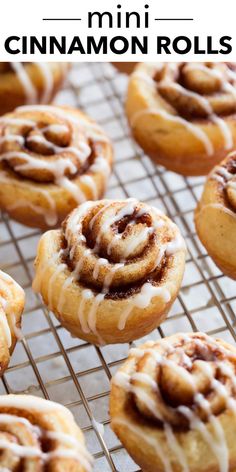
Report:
126,62,236,176
111,62,138,74
0,394,93,471
0,270,25,374
195,150,236,279
32,198,186,345
110,332,236,472
0,62,69,115
0,105,113,229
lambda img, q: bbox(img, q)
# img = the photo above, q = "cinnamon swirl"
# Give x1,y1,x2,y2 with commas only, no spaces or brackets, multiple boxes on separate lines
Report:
126,62,236,175
0,62,69,115
195,150,236,279
32,199,186,345
110,332,236,472
0,105,113,229
0,394,93,471
0,270,24,375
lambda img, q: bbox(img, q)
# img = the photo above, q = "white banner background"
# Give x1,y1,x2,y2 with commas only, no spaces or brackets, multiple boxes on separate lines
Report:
0,0,235,61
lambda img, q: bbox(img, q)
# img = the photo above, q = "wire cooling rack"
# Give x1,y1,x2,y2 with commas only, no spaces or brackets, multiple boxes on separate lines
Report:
0,62,236,472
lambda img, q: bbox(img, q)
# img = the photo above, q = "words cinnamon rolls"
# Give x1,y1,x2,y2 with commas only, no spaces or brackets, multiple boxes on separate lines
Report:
32,199,186,345
195,150,236,279
0,105,113,229
0,270,24,375
0,394,93,471
110,332,236,472
126,62,236,176
0,62,69,115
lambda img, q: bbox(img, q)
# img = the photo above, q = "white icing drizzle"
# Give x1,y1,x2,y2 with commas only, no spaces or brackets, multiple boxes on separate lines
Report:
9,191,57,227
0,306,12,348
113,417,173,472
132,63,236,156
212,164,233,182
0,398,93,470
87,293,105,341
179,406,228,472
10,62,65,106
165,80,233,150
0,394,73,414
77,200,172,338
131,108,214,156
0,170,58,227
0,413,41,435
17,105,109,143
211,116,233,150
0,440,92,470
78,289,93,334
90,155,110,177
11,63,37,104
0,270,23,348
132,70,157,88
36,62,54,103
211,161,236,203
123,226,153,258
48,263,67,309
58,275,74,313
0,117,35,127
32,250,62,294
164,422,188,472
112,333,235,472
131,372,157,389
58,176,87,203
80,175,98,199
201,203,236,220
126,284,170,310
9,312,23,341
184,63,223,80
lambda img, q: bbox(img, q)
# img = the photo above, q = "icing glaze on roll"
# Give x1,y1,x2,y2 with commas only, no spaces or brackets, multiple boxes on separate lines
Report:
0,394,93,471
9,62,63,105
111,332,236,472
0,270,24,348
132,63,236,156
33,198,186,345
0,105,112,228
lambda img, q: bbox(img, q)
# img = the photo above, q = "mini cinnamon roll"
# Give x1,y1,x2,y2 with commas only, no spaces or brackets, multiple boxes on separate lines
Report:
0,394,93,471
126,62,236,175
195,150,236,279
0,62,70,115
0,270,25,374
110,332,236,472
111,62,138,74
0,105,113,229
32,199,186,345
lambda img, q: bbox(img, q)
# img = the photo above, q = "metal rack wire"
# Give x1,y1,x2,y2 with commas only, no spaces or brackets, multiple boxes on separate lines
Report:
0,62,236,472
